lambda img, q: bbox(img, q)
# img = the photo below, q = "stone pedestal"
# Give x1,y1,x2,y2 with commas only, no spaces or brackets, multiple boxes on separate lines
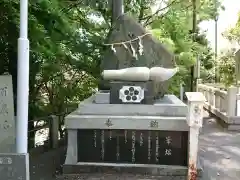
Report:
63,92,203,178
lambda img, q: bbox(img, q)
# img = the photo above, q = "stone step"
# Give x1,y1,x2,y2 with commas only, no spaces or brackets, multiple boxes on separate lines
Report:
56,173,187,180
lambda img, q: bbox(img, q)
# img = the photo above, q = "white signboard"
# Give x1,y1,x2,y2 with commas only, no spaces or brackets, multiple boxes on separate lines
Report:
0,75,15,153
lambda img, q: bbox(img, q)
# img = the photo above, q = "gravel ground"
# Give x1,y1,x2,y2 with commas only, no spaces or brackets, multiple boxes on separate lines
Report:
30,111,240,180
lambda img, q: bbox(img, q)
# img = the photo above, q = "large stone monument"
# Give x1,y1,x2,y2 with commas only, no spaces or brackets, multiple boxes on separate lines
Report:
61,13,203,180
0,75,29,180
0,75,15,153
99,14,176,100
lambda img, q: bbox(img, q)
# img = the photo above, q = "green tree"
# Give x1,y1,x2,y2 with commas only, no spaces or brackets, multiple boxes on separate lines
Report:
148,0,221,94
218,49,236,86
219,11,240,86
0,0,223,147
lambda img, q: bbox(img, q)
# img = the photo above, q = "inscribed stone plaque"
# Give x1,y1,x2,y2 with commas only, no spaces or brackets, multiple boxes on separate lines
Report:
77,129,188,166
0,153,29,180
0,75,15,153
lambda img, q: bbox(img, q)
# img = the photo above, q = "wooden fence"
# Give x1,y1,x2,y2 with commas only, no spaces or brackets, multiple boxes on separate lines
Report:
27,105,77,154
27,114,65,155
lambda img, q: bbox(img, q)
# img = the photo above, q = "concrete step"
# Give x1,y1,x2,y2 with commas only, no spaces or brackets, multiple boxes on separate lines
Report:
56,173,187,180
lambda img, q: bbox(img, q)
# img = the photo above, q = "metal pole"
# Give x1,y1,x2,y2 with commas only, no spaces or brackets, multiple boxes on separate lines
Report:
214,0,219,82
16,0,30,153
190,0,197,92
180,84,184,101
214,18,218,82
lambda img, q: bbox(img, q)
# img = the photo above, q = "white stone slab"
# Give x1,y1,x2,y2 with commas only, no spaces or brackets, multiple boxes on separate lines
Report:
78,94,187,117
65,114,189,131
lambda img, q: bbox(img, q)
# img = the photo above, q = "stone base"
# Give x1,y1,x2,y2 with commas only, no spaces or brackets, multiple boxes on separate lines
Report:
77,94,187,117
203,104,240,131
57,174,189,180
212,114,238,131
62,157,203,175
0,153,30,180
60,159,203,179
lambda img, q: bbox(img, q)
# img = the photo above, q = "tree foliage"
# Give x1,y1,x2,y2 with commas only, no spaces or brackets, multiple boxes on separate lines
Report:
148,0,220,93
0,0,222,134
219,11,240,86
218,49,236,86
224,12,240,45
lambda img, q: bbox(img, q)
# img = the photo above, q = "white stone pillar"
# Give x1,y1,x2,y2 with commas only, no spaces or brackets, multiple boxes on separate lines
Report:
227,86,237,117
185,92,205,180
